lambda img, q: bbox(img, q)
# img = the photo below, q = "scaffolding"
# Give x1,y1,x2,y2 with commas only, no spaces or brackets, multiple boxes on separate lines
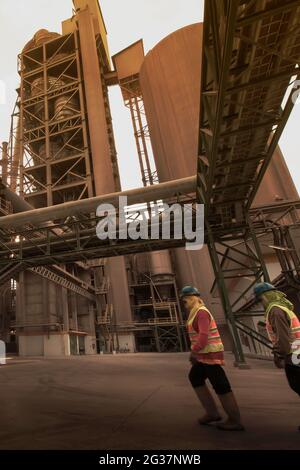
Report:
18,32,94,207
129,273,186,353
14,22,128,344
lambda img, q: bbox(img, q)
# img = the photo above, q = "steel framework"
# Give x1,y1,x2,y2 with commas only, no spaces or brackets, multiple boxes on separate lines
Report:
13,26,118,344
0,196,195,265
128,273,186,353
198,0,300,227
118,74,158,186
18,32,94,207
1,0,300,361
197,0,300,365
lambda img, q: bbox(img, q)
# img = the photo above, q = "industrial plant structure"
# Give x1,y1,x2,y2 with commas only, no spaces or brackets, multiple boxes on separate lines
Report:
0,0,299,364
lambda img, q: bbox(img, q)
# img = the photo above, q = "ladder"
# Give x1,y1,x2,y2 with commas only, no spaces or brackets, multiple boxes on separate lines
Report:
30,266,96,301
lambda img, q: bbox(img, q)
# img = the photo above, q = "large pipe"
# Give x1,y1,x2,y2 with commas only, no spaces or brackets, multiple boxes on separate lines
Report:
150,250,173,276
0,184,33,213
0,176,196,229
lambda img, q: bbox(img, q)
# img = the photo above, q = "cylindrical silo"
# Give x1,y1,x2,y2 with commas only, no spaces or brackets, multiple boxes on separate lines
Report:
140,23,202,181
54,95,79,121
34,29,61,47
139,23,213,308
39,141,63,162
150,250,173,276
140,22,298,199
149,250,175,302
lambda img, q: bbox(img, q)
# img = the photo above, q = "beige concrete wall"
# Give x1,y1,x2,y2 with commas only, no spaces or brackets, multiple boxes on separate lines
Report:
18,334,70,356
117,334,136,353
18,335,44,356
84,335,97,354
44,334,70,356
16,271,61,329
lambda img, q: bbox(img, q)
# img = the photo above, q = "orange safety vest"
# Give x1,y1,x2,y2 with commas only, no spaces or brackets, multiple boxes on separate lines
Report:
187,304,224,365
265,302,300,354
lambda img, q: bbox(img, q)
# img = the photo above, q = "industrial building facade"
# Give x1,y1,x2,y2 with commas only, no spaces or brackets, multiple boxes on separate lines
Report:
0,0,299,361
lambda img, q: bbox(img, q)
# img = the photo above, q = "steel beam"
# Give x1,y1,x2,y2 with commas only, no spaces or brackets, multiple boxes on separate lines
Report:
198,0,300,226
0,176,196,229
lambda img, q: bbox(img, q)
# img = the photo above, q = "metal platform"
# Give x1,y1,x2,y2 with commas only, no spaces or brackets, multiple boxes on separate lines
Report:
198,0,300,228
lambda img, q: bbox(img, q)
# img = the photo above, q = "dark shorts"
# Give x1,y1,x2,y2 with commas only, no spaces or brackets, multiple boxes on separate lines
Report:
285,363,300,396
188,361,232,395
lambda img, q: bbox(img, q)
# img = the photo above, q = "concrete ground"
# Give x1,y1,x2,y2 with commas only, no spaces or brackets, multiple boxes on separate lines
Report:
0,352,299,450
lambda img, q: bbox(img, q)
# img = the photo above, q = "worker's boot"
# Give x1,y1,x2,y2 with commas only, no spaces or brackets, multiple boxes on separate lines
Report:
217,392,245,431
194,385,222,425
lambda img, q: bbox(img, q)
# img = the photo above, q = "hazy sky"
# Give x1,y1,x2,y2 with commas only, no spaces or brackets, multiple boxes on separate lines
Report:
0,0,299,192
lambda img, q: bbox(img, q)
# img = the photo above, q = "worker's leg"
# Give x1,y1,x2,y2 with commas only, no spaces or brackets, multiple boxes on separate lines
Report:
188,362,221,424
205,364,244,431
285,363,300,396
285,363,300,431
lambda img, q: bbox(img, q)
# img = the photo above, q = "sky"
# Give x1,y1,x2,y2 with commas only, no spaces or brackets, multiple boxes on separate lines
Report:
0,0,299,193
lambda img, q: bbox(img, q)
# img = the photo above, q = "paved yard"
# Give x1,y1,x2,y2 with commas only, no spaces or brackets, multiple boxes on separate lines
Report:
0,353,299,449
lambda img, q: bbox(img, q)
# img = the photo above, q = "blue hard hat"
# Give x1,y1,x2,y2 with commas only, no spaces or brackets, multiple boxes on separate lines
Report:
180,286,201,298
254,282,276,298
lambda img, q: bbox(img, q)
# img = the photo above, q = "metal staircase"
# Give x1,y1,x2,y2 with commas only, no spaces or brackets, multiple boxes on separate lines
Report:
30,266,96,301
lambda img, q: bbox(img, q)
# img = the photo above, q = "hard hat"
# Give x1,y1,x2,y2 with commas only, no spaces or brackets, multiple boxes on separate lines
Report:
254,282,276,298
180,286,201,298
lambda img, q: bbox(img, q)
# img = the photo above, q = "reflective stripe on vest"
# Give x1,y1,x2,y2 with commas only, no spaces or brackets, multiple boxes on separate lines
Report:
186,305,224,355
265,303,300,353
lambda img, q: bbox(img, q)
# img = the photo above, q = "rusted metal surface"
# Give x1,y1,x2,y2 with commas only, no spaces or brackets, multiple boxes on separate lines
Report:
112,40,145,86
73,0,111,70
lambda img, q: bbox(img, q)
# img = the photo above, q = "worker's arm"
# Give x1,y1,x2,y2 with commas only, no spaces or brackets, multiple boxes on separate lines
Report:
269,307,291,362
191,309,210,352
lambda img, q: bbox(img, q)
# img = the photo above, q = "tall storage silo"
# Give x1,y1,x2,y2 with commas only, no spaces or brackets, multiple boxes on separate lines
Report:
139,23,217,313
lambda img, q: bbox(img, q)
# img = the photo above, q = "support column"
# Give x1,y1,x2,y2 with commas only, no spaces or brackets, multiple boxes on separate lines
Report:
206,225,249,368
76,6,133,342
76,7,115,194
